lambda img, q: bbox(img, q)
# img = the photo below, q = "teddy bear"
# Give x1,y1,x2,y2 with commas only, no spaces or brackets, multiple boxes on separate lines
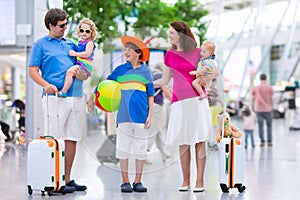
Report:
216,112,243,143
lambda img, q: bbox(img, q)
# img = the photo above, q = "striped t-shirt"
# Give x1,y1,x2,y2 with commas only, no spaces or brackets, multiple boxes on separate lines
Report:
107,61,154,125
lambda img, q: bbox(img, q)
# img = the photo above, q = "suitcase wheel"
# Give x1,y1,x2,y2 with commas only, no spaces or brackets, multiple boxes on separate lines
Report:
235,183,246,193
44,187,55,196
238,185,246,193
220,183,229,193
290,127,300,131
27,185,33,195
47,191,53,196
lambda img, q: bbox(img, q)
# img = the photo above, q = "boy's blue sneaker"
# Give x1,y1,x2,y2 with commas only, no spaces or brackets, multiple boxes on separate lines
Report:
66,180,87,191
57,91,67,98
121,182,133,193
133,182,147,192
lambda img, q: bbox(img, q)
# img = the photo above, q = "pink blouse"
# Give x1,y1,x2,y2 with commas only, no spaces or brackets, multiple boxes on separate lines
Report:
243,113,256,130
164,48,202,103
252,81,274,112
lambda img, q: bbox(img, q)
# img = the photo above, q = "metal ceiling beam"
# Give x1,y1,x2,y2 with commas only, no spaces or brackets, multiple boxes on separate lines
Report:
0,46,25,55
243,0,292,97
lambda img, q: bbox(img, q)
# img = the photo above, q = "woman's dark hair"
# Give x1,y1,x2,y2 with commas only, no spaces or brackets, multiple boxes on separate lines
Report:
44,8,68,30
170,20,197,52
125,42,143,61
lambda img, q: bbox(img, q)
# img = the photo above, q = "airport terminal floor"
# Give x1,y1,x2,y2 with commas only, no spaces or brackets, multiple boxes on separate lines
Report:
0,109,299,200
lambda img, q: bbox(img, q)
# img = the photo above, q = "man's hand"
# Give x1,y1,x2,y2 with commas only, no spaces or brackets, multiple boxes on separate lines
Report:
69,50,77,57
44,84,58,94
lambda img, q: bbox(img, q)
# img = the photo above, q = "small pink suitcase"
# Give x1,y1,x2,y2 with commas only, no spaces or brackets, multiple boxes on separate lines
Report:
27,136,65,196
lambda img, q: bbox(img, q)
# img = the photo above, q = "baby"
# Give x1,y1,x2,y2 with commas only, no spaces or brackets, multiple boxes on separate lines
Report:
189,40,217,100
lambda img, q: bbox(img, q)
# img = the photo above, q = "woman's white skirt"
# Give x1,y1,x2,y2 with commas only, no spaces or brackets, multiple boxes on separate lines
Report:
166,97,212,145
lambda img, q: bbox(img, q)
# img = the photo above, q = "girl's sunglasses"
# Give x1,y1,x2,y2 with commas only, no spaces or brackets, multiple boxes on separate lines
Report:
79,29,91,34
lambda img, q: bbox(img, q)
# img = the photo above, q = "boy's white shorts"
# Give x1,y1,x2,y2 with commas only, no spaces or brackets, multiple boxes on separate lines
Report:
116,122,148,160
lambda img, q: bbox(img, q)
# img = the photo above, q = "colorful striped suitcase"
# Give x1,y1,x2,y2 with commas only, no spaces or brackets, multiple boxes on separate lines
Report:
27,136,65,196
219,137,246,193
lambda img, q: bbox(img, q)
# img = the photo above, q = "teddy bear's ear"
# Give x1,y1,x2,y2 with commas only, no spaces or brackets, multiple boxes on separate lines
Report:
224,112,230,118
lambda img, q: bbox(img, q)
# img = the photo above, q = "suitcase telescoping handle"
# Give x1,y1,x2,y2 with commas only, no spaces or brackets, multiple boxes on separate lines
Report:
40,135,55,139
45,95,59,138
221,90,228,138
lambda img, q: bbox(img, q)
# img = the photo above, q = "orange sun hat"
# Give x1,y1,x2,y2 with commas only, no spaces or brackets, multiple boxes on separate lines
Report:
121,35,150,62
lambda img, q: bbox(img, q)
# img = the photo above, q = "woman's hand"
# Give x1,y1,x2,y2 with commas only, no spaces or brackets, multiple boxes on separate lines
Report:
189,70,198,76
76,69,88,80
200,66,220,86
199,78,207,87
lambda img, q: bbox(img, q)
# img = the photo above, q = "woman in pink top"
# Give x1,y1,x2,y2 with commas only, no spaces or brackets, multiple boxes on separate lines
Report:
155,20,219,192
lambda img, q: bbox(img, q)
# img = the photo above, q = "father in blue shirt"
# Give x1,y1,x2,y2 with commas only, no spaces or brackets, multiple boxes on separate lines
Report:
29,8,87,193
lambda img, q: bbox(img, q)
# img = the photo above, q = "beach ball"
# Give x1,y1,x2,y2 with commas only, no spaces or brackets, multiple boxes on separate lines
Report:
94,80,121,112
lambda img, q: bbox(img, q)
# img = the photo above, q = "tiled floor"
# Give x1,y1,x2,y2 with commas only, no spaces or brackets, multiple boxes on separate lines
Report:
0,109,299,200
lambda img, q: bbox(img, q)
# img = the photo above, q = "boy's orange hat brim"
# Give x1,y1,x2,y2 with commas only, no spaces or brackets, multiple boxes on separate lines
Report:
121,36,150,62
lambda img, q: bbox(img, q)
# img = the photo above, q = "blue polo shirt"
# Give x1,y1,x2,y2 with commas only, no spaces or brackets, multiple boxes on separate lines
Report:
107,61,154,124
29,36,83,97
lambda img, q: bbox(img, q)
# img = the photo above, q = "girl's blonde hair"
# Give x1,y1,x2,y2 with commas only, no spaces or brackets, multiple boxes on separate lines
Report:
77,18,97,41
